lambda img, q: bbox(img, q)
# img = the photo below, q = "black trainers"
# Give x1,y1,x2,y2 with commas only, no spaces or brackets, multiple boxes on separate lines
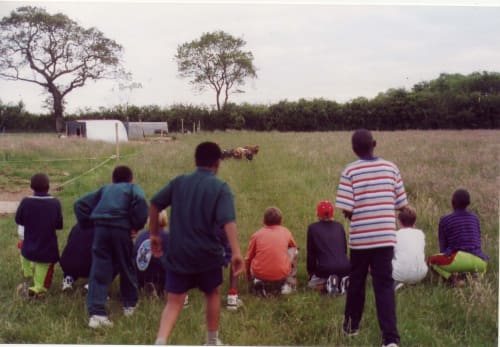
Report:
326,275,340,296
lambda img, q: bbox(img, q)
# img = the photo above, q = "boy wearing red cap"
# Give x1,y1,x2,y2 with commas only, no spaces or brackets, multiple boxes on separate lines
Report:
306,200,350,295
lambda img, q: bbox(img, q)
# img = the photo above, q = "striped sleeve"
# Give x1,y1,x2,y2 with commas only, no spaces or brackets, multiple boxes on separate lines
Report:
335,168,354,212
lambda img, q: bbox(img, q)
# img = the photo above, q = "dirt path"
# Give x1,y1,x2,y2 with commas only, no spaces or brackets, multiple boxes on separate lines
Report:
0,189,31,216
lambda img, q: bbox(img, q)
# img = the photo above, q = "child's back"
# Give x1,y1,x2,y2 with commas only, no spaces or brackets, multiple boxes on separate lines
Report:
15,173,63,296
393,227,427,284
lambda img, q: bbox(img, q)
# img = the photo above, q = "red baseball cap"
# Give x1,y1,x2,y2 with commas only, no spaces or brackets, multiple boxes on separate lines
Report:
317,200,334,218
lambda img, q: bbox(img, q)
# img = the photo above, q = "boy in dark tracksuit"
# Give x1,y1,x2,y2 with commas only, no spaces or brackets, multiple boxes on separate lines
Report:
307,200,351,295
74,166,149,328
15,173,63,297
60,223,95,290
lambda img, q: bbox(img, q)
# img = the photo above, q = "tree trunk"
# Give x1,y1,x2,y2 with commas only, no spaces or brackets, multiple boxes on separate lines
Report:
215,89,221,111
51,91,64,133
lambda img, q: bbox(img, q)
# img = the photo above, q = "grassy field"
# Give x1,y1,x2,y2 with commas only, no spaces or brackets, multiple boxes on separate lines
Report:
0,130,498,346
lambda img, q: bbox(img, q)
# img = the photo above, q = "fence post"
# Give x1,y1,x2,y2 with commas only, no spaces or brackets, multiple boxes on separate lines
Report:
115,122,120,160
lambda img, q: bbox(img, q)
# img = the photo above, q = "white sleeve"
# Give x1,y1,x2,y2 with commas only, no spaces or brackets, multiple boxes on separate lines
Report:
17,225,24,240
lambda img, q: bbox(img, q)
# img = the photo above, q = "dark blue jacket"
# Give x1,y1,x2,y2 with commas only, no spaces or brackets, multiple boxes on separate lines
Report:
15,194,63,263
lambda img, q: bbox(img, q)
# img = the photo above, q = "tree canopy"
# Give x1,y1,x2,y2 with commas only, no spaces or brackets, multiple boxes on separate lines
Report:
0,6,127,132
175,30,257,111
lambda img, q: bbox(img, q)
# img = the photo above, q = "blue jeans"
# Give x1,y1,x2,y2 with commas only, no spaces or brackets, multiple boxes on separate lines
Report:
344,247,400,345
87,226,138,316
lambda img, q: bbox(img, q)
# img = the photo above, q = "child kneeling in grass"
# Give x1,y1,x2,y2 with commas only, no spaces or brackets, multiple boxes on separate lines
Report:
306,200,350,295
392,205,428,291
15,173,63,297
427,189,489,286
245,206,298,296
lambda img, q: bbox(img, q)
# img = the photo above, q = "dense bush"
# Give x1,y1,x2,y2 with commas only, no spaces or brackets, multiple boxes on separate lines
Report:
2,71,499,132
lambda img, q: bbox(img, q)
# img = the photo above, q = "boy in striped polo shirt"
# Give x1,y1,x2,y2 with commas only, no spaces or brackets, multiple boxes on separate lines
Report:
335,129,408,347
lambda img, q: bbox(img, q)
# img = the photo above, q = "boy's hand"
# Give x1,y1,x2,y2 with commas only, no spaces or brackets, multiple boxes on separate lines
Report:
343,210,353,220
150,234,163,257
231,253,244,276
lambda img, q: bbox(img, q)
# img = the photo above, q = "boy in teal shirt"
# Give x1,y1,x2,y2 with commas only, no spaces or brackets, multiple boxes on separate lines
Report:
149,142,243,346
74,165,148,328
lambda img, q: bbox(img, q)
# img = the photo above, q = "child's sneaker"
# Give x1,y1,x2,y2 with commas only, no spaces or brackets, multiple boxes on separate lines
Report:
326,275,340,296
16,280,30,297
123,306,136,317
88,315,113,328
340,276,349,295
394,281,404,291
204,338,225,345
62,276,74,291
253,279,267,297
281,283,293,295
227,293,243,311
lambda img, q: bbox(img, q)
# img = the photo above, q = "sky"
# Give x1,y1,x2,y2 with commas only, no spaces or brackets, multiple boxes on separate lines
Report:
0,0,500,114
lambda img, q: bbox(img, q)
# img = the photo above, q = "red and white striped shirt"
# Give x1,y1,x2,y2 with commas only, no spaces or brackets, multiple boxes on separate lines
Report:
335,158,408,249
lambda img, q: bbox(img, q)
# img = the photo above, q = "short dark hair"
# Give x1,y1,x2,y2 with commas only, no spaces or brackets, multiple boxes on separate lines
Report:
398,205,417,227
452,189,470,210
263,207,282,226
195,142,222,167
352,129,375,157
30,173,49,193
112,165,133,183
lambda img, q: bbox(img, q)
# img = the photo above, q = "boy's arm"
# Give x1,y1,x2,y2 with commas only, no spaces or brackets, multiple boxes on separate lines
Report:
56,200,63,230
74,189,101,226
244,234,256,281
149,203,162,257
224,221,243,276
129,186,149,231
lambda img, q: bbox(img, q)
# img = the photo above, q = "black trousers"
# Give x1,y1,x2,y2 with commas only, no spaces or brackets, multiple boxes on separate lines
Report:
344,247,400,345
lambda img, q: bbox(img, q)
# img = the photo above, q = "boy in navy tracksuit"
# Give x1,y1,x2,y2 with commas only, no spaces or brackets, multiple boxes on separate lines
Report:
15,173,63,297
74,165,149,328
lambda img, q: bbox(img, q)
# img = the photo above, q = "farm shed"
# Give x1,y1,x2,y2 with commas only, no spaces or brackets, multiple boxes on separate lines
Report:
65,120,128,143
125,122,169,139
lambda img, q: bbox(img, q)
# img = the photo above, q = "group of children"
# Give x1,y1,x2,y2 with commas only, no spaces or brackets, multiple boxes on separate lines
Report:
14,131,489,347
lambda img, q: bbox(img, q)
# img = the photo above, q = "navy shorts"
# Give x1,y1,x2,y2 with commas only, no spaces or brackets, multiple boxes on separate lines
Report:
165,266,223,294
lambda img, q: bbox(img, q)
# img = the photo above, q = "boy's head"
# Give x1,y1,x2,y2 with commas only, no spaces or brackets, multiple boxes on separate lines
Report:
195,142,222,168
317,200,334,220
30,173,49,194
352,129,376,158
263,206,282,226
112,165,133,183
397,205,417,228
452,189,470,210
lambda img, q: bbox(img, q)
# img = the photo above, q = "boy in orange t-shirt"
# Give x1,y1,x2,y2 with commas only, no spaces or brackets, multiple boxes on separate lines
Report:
245,206,298,295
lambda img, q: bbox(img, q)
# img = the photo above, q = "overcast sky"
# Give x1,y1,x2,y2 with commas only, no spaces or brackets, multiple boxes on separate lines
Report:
0,0,499,114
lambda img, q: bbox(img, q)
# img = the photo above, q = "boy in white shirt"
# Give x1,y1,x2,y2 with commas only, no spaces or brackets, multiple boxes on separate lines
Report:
392,206,428,290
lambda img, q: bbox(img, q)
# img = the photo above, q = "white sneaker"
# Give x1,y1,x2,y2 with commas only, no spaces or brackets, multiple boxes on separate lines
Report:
227,294,243,310
88,315,113,328
204,338,225,345
183,295,189,308
62,276,74,291
281,283,293,295
123,306,136,317
382,343,399,347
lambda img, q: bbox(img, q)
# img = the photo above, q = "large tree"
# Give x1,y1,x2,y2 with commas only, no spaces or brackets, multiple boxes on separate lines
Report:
0,6,127,132
175,30,257,111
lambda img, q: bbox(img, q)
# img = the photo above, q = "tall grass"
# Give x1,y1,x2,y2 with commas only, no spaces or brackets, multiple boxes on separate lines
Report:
0,130,498,346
